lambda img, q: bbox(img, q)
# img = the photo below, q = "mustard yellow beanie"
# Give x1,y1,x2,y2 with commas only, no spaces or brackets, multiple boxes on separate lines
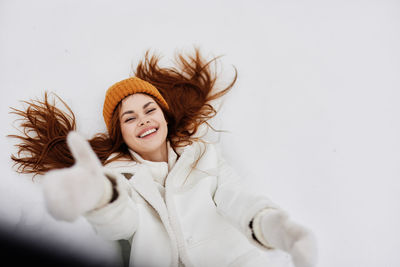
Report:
103,77,169,132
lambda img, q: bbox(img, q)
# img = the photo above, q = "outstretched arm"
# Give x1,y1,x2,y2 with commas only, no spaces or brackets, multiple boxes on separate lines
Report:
214,158,317,267
42,131,138,240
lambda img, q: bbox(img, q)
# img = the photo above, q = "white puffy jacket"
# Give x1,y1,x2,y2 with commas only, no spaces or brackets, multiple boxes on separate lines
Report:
85,141,293,267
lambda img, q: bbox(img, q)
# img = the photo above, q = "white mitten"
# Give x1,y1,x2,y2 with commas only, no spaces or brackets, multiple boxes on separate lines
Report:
42,131,113,222
252,209,317,267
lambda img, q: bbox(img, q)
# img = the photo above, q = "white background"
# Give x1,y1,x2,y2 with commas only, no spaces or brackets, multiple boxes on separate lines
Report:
1,0,399,266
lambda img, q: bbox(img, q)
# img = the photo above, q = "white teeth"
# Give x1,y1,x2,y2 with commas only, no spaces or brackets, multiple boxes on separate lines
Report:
139,128,157,138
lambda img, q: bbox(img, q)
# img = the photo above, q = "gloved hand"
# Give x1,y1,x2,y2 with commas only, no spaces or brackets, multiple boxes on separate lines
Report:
252,209,317,267
42,131,113,222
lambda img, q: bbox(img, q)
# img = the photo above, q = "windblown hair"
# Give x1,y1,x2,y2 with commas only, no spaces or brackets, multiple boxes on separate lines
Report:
9,48,237,176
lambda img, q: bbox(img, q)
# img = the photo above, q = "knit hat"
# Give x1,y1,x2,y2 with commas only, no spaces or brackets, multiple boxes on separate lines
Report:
103,77,169,132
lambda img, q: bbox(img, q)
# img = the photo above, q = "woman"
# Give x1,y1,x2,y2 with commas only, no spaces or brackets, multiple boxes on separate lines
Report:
10,49,317,267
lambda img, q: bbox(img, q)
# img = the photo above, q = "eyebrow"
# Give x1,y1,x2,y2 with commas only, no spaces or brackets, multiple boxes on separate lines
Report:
120,101,155,118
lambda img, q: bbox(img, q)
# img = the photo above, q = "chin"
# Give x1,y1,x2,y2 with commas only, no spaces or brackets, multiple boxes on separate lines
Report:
133,136,167,154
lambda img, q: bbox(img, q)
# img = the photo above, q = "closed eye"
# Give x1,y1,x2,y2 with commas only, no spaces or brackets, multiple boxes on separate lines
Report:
146,108,156,114
124,117,136,123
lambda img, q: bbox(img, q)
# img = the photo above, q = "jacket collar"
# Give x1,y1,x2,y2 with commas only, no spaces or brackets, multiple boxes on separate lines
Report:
128,140,211,191
165,141,208,188
128,141,178,185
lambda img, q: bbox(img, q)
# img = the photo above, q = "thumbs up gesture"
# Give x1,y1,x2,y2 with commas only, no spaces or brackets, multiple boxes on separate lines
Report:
42,132,113,221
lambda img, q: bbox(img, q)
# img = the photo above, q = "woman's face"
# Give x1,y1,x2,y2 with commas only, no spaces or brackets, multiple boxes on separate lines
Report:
119,93,168,160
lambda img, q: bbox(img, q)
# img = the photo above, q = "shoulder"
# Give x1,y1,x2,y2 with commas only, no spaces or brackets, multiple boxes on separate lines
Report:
104,155,141,180
176,140,219,156
104,153,138,169
185,141,221,170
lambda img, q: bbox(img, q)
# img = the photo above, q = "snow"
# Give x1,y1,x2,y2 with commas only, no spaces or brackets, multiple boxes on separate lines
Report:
1,0,400,266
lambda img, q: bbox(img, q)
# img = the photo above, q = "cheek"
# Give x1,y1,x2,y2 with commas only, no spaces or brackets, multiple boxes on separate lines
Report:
120,123,136,143
158,115,168,132
155,111,167,125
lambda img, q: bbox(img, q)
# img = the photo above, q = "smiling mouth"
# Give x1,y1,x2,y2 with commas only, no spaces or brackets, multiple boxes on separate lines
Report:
138,128,158,138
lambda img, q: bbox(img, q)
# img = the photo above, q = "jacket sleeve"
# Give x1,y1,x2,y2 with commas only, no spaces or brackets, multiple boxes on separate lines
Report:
84,168,139,241
213,158,278,242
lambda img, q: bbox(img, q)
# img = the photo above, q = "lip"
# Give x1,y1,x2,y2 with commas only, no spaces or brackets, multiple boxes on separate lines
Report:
137,126,158,138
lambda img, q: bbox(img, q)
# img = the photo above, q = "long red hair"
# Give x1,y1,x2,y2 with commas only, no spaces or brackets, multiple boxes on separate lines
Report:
9,48,237,176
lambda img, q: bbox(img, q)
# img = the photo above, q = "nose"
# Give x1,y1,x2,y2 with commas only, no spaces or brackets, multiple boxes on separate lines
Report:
139,119,150,126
